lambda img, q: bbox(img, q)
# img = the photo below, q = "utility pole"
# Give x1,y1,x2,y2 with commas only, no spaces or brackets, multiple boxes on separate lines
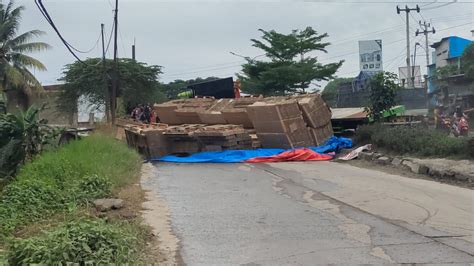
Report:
416,21,436,76
111,0,119,125
101,23,110,123
132,38,136,61
397,5,420,88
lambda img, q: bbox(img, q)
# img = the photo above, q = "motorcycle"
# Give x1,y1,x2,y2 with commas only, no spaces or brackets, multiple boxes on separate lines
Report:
454,116,469,137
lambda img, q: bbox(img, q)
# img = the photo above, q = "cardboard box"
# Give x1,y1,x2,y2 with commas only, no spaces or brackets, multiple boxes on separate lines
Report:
221,97,262,129
247,101,306,133
222,109,254,128
257,129,312,149
308,123,334,146
154,99,215,125
175,108,203,124
197,99,232,125
154,104,181,125
296,95,332,128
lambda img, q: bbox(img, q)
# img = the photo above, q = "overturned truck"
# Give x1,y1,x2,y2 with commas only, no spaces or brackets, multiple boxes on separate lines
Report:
124,94,333,159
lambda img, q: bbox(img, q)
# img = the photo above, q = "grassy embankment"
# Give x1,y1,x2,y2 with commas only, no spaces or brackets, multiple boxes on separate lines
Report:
356,124,474,159
0,134,148,264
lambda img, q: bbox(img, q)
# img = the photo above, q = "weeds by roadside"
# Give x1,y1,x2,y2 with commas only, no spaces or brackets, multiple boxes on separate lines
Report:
355,124,473,159
7,219,146,265
0,134,146,264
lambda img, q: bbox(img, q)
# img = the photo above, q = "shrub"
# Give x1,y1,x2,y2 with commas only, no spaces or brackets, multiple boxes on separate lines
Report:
355,124,472,158
0,106,61,178
0,134,141,235
7,219,143,265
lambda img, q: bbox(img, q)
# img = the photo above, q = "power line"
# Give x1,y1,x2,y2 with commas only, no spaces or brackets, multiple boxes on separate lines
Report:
422,0,461,10
118,25,127,58
437,21,473,31
303,0,473,3
35,0,87,64
420,0,438,7
163,19,470,78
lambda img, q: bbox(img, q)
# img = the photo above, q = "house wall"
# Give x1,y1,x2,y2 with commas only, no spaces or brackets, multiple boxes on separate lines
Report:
336,88,427,109
434,39,450,68
28,91,74,126
5,87,75,126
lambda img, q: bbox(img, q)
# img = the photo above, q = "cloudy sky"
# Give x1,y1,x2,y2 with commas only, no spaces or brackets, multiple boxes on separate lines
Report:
19,0,473,87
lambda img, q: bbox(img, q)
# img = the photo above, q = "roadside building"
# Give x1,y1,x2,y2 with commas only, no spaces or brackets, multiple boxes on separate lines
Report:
427,36,473,109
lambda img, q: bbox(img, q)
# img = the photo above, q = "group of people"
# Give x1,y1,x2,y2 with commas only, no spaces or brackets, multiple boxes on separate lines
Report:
130,104,155,124
435,105,469,136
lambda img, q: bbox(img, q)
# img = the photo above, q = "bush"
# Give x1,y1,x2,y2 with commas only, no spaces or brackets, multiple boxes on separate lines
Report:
7,219,144,265
355,124,472,158
0,106,61,178
0,134,141,235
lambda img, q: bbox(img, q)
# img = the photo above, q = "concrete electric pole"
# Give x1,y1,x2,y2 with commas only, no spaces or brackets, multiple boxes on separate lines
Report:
111,0,119,125
132,38,136,61
101,23,110,123
416,21,436,77
397,5,420,88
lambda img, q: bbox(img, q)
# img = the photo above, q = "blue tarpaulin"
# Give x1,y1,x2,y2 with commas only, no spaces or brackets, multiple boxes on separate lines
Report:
153,136,352,163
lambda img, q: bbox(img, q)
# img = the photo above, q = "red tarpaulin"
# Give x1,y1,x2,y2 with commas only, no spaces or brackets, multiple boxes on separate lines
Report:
245,148,333,163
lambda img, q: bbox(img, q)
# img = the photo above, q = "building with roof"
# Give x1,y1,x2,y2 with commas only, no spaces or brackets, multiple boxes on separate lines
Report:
428,36,473,94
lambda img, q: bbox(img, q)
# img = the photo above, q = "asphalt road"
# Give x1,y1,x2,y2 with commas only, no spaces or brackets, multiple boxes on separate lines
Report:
143,162,474,265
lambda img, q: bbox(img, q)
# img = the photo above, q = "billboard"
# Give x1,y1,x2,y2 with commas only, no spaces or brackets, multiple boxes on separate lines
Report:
359,40,383,72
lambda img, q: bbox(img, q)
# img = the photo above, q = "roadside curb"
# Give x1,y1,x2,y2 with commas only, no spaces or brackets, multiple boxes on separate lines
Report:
358,151,474,184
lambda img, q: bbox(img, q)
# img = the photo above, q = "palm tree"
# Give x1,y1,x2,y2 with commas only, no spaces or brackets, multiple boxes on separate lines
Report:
0,0,50,102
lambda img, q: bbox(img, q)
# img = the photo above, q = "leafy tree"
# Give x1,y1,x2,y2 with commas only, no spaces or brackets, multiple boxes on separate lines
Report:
58,58,164,118
159,77,220,100
461,43,474,81
238,27,343,96
0,1,50,102
322,77,353,107
366,72,400,120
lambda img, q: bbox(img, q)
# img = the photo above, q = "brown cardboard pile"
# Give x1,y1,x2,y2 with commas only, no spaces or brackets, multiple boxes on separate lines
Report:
221,97,263,128
143,94,333,154
194,124,253,151
163,124,205,154
197,99,233,125
154,98,215,125
124,123,169,158
296,95,333,146
247,100,313,149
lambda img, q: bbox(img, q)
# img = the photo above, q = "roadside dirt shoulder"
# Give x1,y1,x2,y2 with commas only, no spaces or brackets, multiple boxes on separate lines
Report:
342,159,473,189
140,163,181,265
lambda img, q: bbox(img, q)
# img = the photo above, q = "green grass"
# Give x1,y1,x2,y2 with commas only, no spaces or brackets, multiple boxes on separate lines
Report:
355,124,473,159
7,219,146,265
0,134,142,236
0,134,145,264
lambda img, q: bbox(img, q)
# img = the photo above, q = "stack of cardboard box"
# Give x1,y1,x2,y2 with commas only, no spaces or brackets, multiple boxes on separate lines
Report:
247,100,313,149
163,124,205,154
197,99,233,125
194,125,252,151
149,94,333,152
153,98,215,124
295,95,333,146
221,97,262,128
124,124,169,158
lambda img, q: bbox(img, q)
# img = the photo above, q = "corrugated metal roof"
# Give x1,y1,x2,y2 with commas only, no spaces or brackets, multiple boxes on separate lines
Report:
331,108,368,120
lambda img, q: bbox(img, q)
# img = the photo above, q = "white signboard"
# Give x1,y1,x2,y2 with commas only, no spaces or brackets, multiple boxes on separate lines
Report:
399,66,423,88
359,40,383,72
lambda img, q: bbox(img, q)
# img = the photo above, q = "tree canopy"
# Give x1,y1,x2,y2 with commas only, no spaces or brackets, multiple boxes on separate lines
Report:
238,27,343,96
366,72,400,120
58,58,164,116
0,1,49,97
321,77,353,107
